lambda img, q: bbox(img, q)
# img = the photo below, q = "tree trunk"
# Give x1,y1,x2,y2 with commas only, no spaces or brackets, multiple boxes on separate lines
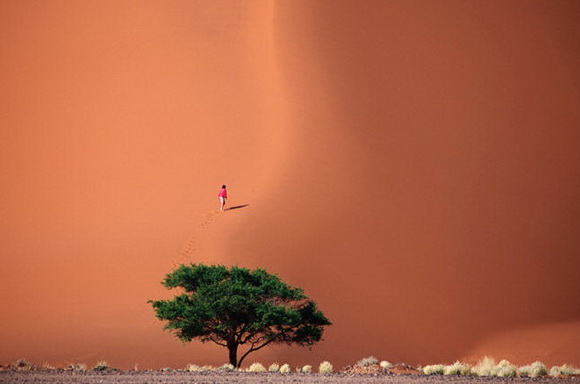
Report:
227,338,238,367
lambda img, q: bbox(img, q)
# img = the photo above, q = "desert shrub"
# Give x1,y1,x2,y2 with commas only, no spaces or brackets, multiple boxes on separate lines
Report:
379,360,393,369
17,359,31,367
444,361,471,376
423,364,446,375
247,363,266,372
268,363,280,372
518,361,547,377
472,356,496,376
356,356,378,367
301,365,313,373
12,359,31,369
471,357,520,377
495,360,516,377
319,361,333,374
279,364,291,373
186,364,213,372
550,365,580,376
66,363,87,371
160,367,172,372
93,361,109,371
217,364,235,372
398,363,417,370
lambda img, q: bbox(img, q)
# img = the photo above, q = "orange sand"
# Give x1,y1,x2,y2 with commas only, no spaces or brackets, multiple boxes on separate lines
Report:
1,0,579,370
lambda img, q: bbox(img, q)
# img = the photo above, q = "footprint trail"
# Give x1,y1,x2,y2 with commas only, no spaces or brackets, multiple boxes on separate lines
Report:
176,211,220,264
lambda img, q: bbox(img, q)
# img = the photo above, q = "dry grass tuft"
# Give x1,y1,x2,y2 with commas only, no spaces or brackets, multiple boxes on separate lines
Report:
11,359,31,369
93,361,109,371
186,364,213,372
495,360,517,377
518,361,547,378
423,364,445,375
550,364,580,376
472,356,496,376
319,361,333,374
247,362,266,372
356,356,378,367
379,360,393,369
301,365,313,373
216,363,235,372
279,363,291,373
66,363,87,371
444,361,471,376
268,363,280,372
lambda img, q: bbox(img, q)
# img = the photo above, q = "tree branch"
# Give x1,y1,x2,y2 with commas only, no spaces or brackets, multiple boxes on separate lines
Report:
240,330,258,344
207,335,228,347
237,338,277,368
208,335,227,347
236,323,247,341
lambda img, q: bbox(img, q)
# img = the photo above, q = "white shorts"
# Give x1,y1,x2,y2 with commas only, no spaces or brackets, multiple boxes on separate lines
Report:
219,197,226,203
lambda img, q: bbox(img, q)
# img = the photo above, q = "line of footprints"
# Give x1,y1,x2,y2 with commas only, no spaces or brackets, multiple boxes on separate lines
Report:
180,212,218,259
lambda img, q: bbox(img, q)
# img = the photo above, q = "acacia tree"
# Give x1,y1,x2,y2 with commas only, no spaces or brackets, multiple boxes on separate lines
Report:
149,264,331,368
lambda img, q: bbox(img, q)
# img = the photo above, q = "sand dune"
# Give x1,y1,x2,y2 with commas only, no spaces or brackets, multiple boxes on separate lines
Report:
1,0,579,370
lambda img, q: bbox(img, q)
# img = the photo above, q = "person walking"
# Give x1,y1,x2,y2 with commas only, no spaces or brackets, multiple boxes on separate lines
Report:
218,185,228,211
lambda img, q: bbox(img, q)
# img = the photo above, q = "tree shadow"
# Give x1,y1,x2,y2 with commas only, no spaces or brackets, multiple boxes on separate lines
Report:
225,204,250,211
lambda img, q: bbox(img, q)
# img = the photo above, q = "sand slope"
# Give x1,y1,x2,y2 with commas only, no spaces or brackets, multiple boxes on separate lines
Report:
1,0,579,369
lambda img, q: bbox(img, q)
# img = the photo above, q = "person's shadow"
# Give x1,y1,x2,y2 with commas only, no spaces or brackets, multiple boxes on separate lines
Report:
225,204,250,211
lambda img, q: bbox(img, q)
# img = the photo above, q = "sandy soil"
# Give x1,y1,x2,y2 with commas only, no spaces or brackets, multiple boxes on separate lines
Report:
0,371,575,384
1,0,579,370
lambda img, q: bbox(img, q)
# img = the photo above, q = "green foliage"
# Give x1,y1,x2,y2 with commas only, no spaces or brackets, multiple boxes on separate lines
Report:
150,264,331,367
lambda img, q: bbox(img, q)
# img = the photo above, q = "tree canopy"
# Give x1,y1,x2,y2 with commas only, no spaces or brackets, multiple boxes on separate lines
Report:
149,264,331,367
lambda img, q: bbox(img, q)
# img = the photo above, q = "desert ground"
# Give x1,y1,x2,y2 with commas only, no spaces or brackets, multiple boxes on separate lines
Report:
1,371,579,384
1,0,579,370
